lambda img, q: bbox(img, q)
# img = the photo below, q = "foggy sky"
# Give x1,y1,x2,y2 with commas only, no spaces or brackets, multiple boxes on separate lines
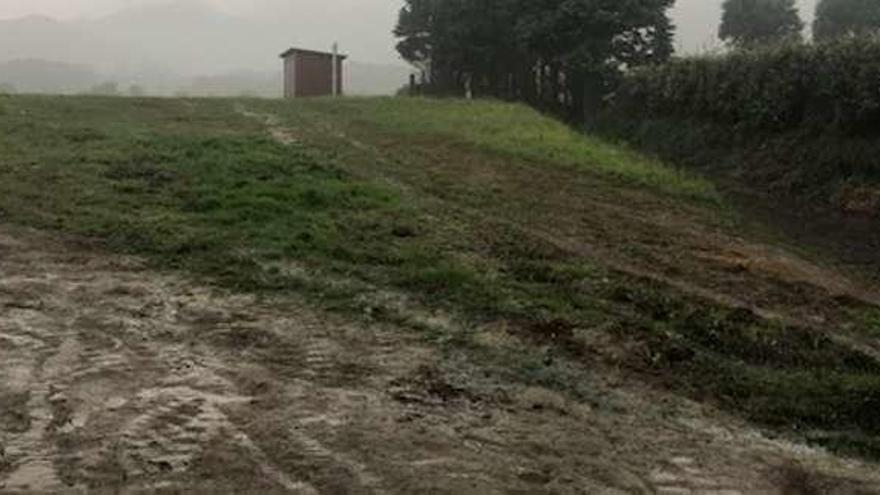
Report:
0,0,270,19
0,0,823,63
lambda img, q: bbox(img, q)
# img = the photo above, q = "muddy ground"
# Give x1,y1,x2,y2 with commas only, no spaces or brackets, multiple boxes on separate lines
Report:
2,224,880,494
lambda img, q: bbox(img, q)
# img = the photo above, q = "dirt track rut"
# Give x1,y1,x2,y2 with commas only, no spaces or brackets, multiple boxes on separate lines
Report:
2,224,880,494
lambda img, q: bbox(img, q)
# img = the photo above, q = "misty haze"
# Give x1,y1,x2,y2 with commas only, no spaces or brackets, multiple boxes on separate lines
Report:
0,0,412,96
0,0,819,96
2,0,880,493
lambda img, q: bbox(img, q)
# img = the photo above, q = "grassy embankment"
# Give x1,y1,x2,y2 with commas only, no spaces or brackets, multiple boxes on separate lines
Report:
1,94,880,458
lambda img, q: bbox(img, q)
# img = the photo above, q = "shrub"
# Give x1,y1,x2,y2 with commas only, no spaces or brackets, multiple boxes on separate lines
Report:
613,36,880,134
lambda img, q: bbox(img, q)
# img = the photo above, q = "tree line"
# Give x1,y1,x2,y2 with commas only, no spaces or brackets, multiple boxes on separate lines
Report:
394,0,880,123
393,0,675,122
720,0,880,47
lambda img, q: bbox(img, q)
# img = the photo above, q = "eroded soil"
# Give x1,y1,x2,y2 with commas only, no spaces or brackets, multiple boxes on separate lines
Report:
2,223,880,494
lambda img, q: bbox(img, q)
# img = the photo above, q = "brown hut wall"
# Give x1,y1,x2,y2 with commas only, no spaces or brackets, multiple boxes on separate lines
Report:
293,52,343,97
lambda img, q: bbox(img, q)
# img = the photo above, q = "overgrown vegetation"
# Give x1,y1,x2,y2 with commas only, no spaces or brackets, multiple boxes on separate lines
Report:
614,37,880,133
602,37,880,214
2,95,880,460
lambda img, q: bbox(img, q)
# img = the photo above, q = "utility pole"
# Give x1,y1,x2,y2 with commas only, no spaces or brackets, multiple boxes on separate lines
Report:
332,42,339,97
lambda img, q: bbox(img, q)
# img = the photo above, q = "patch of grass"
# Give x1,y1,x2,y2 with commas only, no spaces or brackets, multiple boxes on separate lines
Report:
271,97,719,203
851,307,880,339
0,96,421,295
607,279,880,455
0,96,605,323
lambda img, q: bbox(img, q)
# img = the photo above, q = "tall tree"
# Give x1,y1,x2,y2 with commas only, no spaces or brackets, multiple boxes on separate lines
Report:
814,0,880,40
394,0,521,96
394,0,439,75
393,0,675,121
719,0,804,48
515,0,674,119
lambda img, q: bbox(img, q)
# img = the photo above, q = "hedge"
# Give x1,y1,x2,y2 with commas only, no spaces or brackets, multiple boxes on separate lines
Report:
613,36,880,134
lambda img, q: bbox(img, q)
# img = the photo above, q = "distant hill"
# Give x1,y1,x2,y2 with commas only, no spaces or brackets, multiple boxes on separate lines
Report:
0,1,411,96
0,15,150,75
0,59,101,94
81,1,270,77
347,63,412,96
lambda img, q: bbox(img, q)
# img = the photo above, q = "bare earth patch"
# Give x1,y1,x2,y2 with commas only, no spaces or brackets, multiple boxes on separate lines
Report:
1,224,880,494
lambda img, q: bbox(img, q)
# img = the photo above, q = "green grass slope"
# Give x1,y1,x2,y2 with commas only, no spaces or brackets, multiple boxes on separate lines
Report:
290,97,719,202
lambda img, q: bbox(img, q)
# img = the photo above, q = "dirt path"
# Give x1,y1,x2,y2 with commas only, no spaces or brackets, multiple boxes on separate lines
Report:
3,220,880,493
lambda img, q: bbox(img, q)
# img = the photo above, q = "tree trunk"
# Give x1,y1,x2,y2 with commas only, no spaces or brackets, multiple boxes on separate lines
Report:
582,69,604,130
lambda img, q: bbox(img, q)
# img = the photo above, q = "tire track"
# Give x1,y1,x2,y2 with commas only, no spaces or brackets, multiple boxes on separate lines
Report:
648,456,743,495
0,229,318,494
0,283,70,493
61,344,317,493
120,386,251,478
301,332,338,382
0,334,80,493
277,321,389,493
